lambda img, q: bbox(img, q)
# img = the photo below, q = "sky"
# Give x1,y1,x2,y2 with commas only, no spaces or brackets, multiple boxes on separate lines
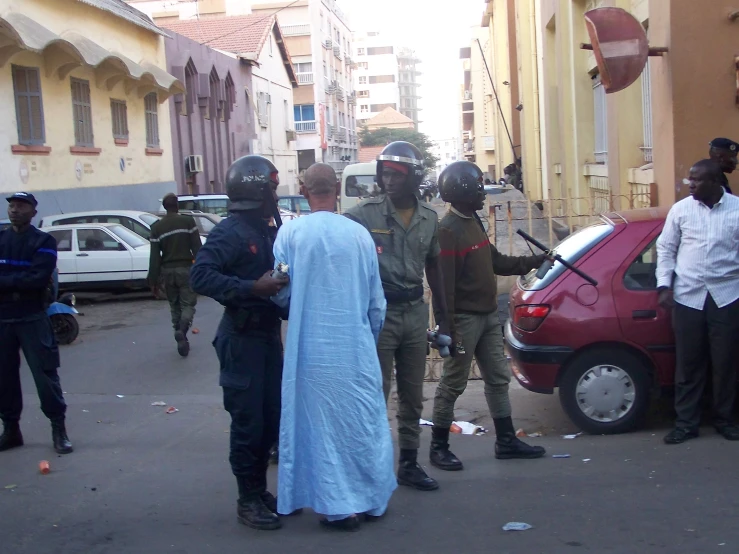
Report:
341,0,484,142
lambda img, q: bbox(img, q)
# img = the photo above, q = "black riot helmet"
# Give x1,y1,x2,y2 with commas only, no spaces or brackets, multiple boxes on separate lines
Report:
225,154,279,210
376,141,425,191
438,161,485,204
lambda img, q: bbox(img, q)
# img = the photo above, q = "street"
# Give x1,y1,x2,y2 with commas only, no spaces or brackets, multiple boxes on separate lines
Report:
2,296,739,554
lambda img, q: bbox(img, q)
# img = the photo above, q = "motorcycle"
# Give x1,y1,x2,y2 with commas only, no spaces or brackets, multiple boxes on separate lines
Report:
48,269,80,345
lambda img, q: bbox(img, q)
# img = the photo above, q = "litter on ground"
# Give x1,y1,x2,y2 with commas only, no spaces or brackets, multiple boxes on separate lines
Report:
166,406,179,414
419,419,434,426
116,395,125,398
583,458,591,462
451,421,487,435
502,522,533,531
563,432,583,439
151,401,167,407
552,454,571,459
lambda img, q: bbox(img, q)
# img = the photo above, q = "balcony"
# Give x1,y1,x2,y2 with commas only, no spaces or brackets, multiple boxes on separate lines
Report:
345,55,352,66
336,86,345,101
333,46,343,60
323,38,333,49
281,23,311,36
338,126,347,143
296,120,317,133
297,72,314,85
347,92,356,105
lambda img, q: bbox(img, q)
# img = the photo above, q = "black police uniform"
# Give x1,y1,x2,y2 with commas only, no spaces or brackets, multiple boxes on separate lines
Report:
190,211,283,506
0,221,71,452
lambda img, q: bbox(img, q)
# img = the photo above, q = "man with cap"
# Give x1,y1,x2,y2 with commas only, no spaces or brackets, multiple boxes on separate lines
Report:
147,193,201,357
191,155,289,531
708,138,738,194
346,141,450,492
0,192,73,454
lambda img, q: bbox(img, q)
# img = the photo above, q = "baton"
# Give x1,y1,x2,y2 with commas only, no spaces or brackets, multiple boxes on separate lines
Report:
516,229,598,286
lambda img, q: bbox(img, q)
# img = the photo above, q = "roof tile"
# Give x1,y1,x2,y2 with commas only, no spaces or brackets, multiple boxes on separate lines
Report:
160,14,274,57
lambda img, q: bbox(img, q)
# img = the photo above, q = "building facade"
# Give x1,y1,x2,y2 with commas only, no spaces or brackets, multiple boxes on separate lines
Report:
250,0,359,177
432,137,462,176
1,0,183,221
160,14,300,195
479,0,739,210
164,33,257,196
353,32,422,128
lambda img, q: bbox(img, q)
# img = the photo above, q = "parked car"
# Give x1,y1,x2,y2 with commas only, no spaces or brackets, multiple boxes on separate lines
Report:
40,211,161,241
172,194,229,217
0,218,10,231
41,223,150,292
278,195,311,215
505,207,672,435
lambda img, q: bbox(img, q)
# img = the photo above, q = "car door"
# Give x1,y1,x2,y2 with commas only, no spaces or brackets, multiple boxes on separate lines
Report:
46,229,77,284
611,223,675,385
74,227,133,283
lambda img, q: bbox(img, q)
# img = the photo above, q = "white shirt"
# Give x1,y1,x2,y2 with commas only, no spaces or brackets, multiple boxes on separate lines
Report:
656,192,739,309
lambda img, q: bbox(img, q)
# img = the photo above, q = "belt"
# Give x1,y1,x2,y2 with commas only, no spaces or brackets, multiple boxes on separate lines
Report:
225,307,281,332
383,285,424,304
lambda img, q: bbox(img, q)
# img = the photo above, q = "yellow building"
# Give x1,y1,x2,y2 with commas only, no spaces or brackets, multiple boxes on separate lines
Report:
0,0,183,220
480,0,739,215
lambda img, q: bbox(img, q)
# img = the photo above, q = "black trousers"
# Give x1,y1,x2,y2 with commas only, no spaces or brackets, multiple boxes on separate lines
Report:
0,315,67,424
215,322,282,480
673,295,739,430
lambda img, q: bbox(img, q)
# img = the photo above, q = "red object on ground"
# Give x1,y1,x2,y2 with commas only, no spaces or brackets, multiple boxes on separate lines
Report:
39,461,50,474
191,328,200,334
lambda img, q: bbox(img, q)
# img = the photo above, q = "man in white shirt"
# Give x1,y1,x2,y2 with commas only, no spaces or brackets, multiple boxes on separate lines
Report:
656,159,739,445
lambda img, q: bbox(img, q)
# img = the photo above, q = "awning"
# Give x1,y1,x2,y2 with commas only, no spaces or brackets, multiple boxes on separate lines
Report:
0,12,184,100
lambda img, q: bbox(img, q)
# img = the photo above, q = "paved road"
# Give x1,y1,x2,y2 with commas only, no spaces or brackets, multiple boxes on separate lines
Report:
2,297,738,553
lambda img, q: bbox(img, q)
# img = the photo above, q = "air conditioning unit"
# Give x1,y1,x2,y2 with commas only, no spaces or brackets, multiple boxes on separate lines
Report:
323,38,332,49
285,130,297,142
185,154,203,173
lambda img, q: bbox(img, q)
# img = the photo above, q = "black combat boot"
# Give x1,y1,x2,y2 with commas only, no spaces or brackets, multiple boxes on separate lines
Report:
493,416,545,459
174,323,190,357
429,427,463,471
397,448,439,491
0,421,23,452
236,476,281,530
51,420,73,454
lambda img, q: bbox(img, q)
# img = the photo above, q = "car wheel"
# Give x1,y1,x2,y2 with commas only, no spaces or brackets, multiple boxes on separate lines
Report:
559,348,651,434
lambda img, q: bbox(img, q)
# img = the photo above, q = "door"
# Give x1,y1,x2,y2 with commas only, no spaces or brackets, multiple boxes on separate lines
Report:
74,227,133,283
612,224,675,385
46,229,76,284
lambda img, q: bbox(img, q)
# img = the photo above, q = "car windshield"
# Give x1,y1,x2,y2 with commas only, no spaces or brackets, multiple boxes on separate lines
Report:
520,220,614,291
296,197,311,213
178,199,230,217
107,224,148,248
140,213,160,226
194,215,219,235
345,175,381,198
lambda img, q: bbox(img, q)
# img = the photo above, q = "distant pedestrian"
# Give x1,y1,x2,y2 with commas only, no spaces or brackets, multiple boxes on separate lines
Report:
657,159,739,445
708,138,738,194
0,192,73,454
272,163,396,531
147,193,201,357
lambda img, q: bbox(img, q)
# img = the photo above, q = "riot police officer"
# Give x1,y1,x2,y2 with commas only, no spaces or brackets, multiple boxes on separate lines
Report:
346,141,450,492
191,156,289,531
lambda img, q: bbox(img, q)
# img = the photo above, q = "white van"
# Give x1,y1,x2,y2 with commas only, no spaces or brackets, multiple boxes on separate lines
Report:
339,161,380,213
170,195,230,217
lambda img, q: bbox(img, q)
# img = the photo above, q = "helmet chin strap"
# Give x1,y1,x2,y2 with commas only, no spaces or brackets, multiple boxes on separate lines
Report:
265,185,282,229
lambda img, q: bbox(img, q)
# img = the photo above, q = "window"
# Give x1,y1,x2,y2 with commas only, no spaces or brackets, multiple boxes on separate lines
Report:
358,76,367,85
257,91,269,127
269,34,273,56
360,104,369,113
71,78,94,147
592,74,607,164
358,90,369,98
641,59,653,163
367,46,393,55
139,213,160,227
369,75,395,84
193,215,217,235
12,66,45,145
110,100,128,141
624,237,658,290
48,230,72,252
357,62,368,70
294,104,315,122
295,62,312,74
108,224,148,248
357,48,365,55
77,228,121,252
144,93,160,148
345,175,380,197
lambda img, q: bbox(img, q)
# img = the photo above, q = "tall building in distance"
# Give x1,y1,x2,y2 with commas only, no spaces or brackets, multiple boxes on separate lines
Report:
432,137,462,177
353,31,422,128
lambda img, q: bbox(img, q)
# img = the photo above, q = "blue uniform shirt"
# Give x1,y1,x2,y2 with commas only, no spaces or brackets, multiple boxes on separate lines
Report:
0,226,57,321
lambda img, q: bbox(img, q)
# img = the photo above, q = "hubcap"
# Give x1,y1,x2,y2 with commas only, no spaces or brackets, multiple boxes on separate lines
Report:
575,364,636,423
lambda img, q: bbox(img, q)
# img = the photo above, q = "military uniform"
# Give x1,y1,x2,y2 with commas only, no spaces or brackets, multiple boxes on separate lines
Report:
190,211,284,516
346,194,440,451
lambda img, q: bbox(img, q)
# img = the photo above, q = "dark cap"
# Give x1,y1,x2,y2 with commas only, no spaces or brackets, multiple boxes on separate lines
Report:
709,138,739,152
6,192,38,207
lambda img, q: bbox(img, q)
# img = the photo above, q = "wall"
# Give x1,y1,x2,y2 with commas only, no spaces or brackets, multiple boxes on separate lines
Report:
1,0,176,219
354,33,400,122
252,28,299,194
166,33,256,195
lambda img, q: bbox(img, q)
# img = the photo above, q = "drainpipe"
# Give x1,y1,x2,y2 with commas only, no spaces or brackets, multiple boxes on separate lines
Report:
529,0,544,201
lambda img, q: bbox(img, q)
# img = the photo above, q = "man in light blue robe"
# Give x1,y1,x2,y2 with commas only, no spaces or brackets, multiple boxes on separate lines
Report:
272,163,396,531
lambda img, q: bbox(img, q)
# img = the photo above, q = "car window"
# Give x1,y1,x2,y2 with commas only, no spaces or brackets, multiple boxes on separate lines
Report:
48,230,73,252
624,236,658,291
193,215,217,235
345,175,380,198
296,197,311,212
127,219,151,239
277,199,291,211
107,224,148,248
140,213,160,226
520,221,614,291
56,217,89,225
77,229,121,251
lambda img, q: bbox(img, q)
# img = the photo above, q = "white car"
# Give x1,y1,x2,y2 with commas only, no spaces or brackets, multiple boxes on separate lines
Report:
42,223,151,291
40,211,161,241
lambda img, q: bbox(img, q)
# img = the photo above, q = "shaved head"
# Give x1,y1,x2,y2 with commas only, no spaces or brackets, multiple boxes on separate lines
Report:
304,163,338,196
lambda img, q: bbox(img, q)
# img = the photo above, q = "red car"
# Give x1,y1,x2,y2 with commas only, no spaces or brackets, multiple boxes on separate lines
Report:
505,207,674,434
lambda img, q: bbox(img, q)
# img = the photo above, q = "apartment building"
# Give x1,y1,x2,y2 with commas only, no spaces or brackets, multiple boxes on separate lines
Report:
251,0,358,176
432,137,463,175
353,32,422,128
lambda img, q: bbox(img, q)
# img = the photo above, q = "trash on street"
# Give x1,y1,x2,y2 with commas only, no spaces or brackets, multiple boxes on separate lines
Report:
451,421,487,435
166,406,179,414
563,432,583,439
419,419,434,426
151,401,167,406
502,522,533,531
552,454,571,458
39,461,50,474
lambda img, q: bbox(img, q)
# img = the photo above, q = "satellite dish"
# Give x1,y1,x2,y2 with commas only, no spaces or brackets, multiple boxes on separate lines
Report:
584,7,649,94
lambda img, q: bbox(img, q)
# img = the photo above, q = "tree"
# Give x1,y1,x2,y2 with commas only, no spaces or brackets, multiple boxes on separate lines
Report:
358,126,439,172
